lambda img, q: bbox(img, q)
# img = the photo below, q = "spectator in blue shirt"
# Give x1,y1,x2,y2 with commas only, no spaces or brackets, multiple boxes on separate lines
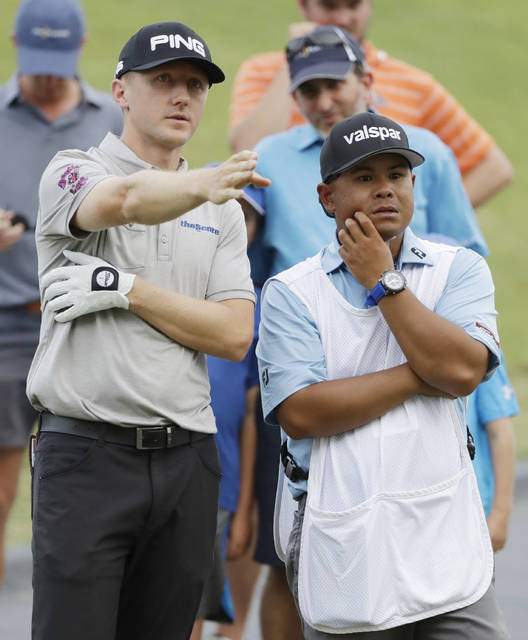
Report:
191,185,263,640
252,26,486,284
248,26,488,640
426,232,519,553
468,363,518,552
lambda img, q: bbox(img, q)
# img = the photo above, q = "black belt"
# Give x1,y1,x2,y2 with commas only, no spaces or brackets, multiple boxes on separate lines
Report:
39,413,210,450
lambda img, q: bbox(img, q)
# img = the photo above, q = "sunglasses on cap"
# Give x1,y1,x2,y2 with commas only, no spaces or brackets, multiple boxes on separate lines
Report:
286,27,360,64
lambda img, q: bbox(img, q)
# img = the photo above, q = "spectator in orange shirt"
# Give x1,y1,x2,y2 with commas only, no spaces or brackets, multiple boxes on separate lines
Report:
229,0,513,207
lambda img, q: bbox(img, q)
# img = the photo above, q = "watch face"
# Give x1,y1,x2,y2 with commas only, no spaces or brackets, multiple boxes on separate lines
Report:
381,270,406,293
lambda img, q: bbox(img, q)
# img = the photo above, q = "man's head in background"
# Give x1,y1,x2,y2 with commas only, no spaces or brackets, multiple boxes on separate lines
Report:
297,0,372,43
13,0,86,102
286,26,373,136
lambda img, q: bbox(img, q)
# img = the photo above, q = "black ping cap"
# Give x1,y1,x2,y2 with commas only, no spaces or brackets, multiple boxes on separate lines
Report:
320,112,425,183
115,22,225,84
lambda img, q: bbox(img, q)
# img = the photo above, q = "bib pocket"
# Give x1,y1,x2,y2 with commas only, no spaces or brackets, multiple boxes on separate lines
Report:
390,469,492,618
298,498,398,631
298,470,493,633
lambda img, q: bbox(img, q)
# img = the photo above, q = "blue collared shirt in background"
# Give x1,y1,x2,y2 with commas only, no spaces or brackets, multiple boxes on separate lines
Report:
209,290,261,512
468,361,519,515
256,230,500,497
252,123,487,284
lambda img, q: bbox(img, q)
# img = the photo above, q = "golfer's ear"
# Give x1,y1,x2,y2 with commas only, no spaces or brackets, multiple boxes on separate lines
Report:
317,182,335,218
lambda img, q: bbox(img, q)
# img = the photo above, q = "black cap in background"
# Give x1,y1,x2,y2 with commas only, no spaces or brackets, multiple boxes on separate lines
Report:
115,22,225,84
320,112,425,183
287,26,365,92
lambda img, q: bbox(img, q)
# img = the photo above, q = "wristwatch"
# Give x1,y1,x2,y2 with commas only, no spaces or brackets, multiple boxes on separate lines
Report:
366,270,407,307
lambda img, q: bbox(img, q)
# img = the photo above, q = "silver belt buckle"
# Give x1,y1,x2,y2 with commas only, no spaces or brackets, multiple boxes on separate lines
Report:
136,427,166,450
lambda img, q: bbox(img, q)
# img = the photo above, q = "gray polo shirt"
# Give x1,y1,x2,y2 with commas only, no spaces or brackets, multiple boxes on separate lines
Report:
0,75,123,308
27,133,255,432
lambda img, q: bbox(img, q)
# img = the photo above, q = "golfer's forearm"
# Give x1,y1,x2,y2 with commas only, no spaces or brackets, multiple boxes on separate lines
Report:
122,168,210,224
74,169,210,232
128,278,254,361
378,290,488,396
277,364,423,439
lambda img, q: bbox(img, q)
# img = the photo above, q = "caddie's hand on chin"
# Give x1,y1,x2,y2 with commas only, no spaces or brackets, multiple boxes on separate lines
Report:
338,212,394,289
205,150,271,205
41,250,136,323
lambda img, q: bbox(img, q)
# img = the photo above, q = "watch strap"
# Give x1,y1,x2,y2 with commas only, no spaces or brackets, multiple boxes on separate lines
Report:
365,281,386,307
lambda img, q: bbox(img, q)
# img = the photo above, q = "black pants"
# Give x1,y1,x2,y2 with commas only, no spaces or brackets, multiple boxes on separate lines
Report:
31,430,220,640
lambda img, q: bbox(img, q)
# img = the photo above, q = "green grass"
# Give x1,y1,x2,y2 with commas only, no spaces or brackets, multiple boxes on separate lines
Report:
3,0,527,546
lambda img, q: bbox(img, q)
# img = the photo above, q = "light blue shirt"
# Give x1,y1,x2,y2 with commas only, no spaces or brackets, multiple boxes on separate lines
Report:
256,229,500,497
253,123,487,282
468,361,519,516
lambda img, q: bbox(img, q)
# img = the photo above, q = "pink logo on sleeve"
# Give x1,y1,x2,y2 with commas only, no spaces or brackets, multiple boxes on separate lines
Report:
58,165,88,194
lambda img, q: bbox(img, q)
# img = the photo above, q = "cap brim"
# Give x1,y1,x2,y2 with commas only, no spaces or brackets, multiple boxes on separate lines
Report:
325,147,425,182
290,61,352,92
126,56,225,84
17,46,80,78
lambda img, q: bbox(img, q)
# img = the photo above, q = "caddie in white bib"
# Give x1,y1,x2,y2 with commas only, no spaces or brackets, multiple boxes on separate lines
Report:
257,112,506,639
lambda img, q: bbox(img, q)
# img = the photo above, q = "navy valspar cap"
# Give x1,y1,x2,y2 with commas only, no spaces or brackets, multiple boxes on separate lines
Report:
115,22,225,84
286,26,365,92
320,112,425,183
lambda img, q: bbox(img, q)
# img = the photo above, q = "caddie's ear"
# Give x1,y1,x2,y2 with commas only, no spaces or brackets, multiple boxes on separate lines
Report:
317,182,336,219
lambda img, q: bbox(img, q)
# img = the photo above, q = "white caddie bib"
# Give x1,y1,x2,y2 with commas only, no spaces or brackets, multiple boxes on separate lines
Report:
272,240,493,633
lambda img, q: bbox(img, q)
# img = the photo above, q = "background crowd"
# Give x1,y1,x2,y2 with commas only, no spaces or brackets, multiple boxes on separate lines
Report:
0,1,525,639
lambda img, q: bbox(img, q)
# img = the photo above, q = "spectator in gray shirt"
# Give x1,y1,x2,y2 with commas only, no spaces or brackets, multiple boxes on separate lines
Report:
0,0,121,585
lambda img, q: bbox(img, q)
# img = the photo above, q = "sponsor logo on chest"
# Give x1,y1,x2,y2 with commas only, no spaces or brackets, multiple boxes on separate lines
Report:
343,125,402,144
180,219,220,235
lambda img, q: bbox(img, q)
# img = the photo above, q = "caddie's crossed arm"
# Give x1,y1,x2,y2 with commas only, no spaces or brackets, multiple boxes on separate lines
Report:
39,152,270,361
256,280,446,440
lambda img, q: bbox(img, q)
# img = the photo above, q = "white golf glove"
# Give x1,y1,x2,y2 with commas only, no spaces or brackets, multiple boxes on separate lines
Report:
42,250,136,323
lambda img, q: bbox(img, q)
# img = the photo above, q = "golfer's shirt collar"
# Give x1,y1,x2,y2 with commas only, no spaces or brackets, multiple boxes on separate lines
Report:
99,132,188,174
321,228,435,275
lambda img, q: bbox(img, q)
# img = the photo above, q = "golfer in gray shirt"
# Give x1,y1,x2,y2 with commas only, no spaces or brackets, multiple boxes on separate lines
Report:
28,21,269,640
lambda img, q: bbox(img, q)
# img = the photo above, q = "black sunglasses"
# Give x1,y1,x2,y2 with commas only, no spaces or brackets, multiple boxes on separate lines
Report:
286,27,359,63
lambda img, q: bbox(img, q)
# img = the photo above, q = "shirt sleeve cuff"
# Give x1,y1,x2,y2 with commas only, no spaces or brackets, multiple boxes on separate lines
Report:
207,289,256,303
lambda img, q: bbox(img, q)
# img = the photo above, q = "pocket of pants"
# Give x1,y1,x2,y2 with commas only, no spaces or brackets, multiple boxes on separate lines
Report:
35,433,98,480
193,436,222,479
